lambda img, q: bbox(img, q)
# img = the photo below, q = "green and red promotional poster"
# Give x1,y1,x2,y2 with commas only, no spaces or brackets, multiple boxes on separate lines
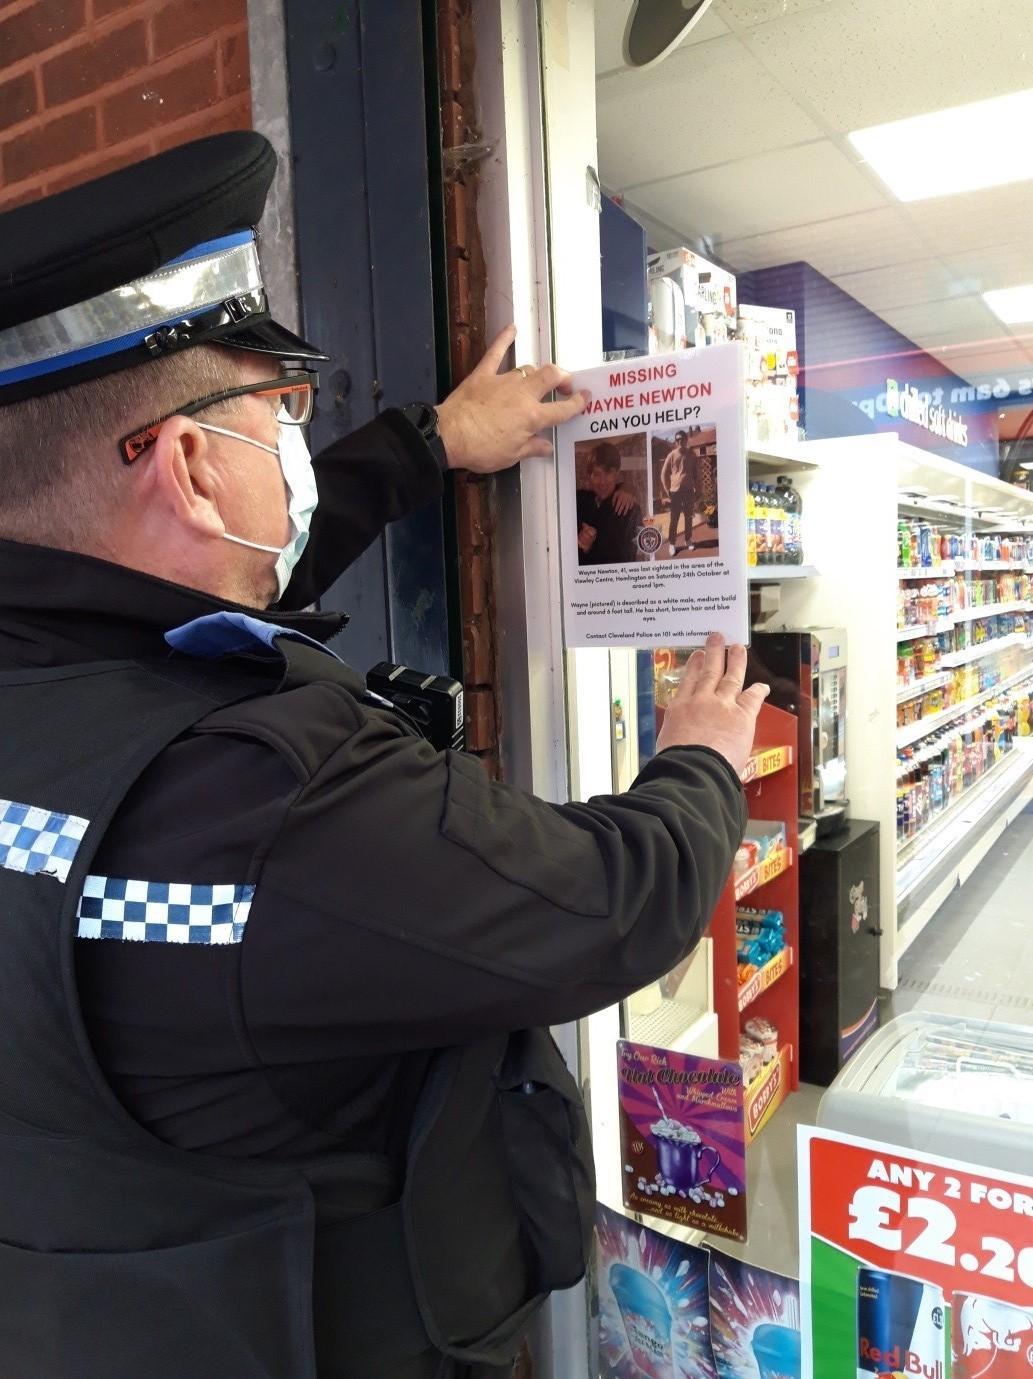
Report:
618,1039,747,1241
800,1127,1033,1378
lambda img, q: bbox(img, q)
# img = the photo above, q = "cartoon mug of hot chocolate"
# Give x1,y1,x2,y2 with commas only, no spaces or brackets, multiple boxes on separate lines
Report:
650,1114,721,1193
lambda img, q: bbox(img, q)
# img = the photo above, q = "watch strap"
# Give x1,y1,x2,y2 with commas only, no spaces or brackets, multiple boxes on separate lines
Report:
400,401,448,473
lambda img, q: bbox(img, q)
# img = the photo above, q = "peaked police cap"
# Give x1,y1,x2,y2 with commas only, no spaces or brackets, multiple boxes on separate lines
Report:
0,130,327,405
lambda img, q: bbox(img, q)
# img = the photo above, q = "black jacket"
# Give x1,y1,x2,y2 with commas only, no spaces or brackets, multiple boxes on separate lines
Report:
0,410,744,1308
576,486,643,564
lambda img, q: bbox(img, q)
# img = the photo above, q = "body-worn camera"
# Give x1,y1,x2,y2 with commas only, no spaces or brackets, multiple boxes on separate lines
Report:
366,663,465,753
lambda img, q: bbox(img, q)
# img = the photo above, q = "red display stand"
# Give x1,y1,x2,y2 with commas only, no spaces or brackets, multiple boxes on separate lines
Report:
709,701,801,1141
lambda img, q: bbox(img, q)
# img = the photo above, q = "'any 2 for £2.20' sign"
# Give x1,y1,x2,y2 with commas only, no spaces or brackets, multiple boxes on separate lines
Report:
799,1127,1033,1378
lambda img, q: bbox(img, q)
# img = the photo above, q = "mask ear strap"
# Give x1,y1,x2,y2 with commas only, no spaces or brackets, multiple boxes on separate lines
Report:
222,531,281,555
196,421,279,455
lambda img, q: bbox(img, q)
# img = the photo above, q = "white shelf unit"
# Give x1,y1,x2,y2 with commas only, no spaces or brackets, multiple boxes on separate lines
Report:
749,564,819,583
761,434,1033,988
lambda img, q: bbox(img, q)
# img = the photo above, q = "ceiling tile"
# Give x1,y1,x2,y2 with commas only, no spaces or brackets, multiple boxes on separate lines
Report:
717,205,934,276
879,295,1004,350
594,0,730,75
717,0,836,27
597,38,822,186
937,339,1033,384
901,181,1033,258
744,0,1033,132
633,140,887,244
831,260,958,314
941,242,1033,298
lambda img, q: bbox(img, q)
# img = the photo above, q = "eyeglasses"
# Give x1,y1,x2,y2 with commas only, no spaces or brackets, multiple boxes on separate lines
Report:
119,369,319,465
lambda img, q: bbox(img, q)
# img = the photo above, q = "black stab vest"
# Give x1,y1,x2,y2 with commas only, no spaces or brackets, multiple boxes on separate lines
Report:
0,645,594,1378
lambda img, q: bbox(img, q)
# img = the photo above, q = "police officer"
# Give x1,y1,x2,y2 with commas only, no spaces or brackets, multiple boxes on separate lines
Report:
0,133,766,1379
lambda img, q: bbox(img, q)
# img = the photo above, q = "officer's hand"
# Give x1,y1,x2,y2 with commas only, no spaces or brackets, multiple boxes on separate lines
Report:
656,634,769,777
436,325,590,471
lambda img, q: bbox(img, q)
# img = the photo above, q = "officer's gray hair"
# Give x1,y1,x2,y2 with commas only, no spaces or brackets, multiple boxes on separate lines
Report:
0,345,249,551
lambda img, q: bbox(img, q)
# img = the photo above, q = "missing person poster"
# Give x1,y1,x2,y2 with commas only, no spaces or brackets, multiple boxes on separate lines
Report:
557,343,748,648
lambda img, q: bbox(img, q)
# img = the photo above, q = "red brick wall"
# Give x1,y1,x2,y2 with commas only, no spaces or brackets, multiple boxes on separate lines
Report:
439,0,505,780
0,0,251,212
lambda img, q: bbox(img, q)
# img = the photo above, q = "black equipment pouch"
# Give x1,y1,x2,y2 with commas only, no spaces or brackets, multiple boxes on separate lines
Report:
401,1028,595,1367
495,1030,595,1295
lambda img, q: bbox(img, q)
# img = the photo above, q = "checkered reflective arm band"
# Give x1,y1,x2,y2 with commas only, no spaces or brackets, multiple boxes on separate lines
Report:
0,799,89,884
0,233,262,375
76,878,256,945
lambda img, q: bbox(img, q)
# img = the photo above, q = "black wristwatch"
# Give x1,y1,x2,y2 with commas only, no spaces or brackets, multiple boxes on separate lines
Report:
400,401,449,473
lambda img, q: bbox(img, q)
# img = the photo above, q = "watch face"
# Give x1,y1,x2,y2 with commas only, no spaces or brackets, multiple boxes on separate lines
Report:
404,402,438,437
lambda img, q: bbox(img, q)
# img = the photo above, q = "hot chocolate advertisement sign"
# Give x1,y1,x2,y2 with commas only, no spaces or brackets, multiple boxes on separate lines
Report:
618,1039,747,1242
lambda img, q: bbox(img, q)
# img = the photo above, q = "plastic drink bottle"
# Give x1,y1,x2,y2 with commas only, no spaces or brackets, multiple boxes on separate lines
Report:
778,475,803,564
770,486,785,565
747,484,757,566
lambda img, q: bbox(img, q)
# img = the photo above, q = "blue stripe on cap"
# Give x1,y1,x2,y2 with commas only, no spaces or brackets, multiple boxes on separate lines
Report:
0,314,189,387
165,230,255,266
0,230,259,388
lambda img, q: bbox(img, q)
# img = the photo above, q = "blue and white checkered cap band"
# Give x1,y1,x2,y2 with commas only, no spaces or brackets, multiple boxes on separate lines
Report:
76,877,255,945
0,231,262,389
0,798,88,884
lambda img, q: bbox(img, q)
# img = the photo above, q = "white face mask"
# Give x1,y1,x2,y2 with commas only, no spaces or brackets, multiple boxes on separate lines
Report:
197,417,318,601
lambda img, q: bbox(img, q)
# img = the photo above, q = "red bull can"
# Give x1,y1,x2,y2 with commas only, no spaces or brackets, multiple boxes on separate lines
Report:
952,1291,1033,1377
857,1267,946,1379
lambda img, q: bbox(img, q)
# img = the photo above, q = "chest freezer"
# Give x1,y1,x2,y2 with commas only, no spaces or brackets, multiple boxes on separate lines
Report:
818,1012,1033,1177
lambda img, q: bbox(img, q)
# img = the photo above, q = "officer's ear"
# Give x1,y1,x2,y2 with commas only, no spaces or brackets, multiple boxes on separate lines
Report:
148,415,225,539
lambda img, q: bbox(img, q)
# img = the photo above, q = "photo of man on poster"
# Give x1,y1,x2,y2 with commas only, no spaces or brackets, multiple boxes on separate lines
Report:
575,438,647,565
651,425,720,561
661,429,699,556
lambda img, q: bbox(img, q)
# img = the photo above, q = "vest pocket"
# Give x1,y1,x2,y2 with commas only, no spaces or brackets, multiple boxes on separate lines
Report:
0,1213,317,1379
495,1030,596,1294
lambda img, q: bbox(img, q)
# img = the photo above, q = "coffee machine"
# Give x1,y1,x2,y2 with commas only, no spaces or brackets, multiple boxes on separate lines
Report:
746,628,848,835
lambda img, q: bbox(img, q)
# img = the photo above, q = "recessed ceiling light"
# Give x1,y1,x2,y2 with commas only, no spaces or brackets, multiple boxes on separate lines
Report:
984,284,1033,325
849,88,1033,202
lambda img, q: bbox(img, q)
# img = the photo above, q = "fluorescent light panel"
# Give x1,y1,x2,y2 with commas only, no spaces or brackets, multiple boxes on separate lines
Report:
984,284,1033,325
849,88,1033,202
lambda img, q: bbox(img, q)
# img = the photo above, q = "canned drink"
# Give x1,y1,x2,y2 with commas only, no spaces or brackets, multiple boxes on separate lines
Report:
857,1266,946,1379
952,1291,1033,1377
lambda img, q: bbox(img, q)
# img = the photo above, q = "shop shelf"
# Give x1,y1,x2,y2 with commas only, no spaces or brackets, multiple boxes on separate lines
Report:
897,563,955,580
896,664,1033,749
897,618,953,641
896,672,949,705
953,600,1031,623
897,744,1033,922
955,559,1027,573
939,632,1025,668
734,846,791,902
798,819,817,852
626,997,713,1056
744,1044,793,1145
737,947,793,1013
748,565,819,583
747,446,820,475
740,744,794,784
897,745,1028,866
